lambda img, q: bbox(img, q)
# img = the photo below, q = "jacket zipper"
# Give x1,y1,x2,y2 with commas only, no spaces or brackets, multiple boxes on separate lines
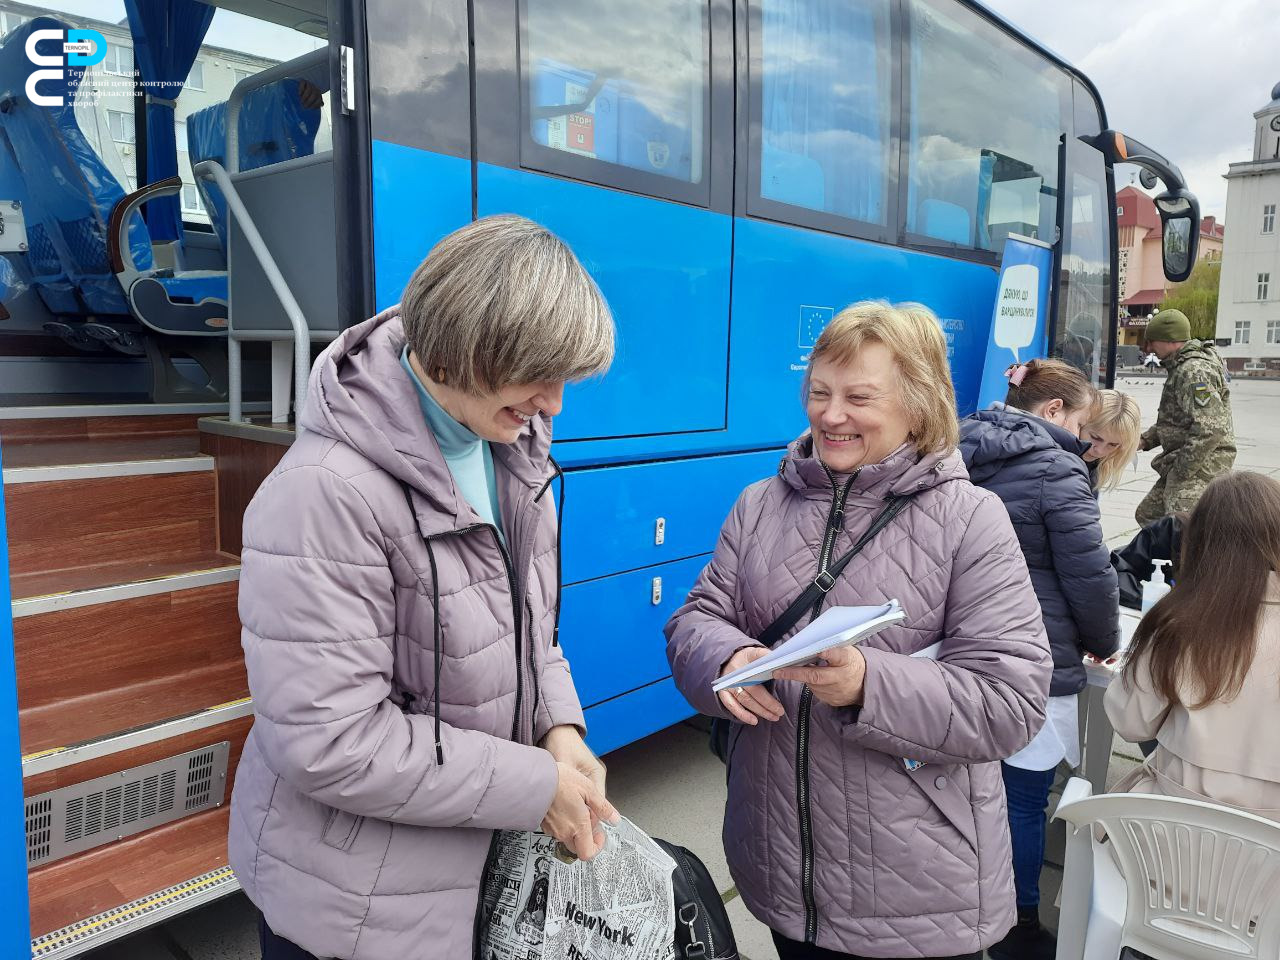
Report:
796,466,856,943
526,597,541,738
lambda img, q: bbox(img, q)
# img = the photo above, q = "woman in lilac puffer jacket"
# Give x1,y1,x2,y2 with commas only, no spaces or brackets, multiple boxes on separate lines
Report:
230,217,618,960
666,302,1052,960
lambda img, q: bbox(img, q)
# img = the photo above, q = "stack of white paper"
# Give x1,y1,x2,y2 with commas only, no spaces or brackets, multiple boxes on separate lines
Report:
713,600,906,692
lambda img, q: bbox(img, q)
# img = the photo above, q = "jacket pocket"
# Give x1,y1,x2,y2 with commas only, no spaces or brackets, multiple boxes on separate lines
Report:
906,763,978,858
321,807,365,852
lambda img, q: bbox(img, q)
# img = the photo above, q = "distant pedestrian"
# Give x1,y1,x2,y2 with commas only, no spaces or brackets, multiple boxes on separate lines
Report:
1144,351,1160,373
1135,309,1236,528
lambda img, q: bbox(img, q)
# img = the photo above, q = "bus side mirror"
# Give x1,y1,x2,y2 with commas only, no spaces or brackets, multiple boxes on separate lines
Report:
1090,130,1201,283
1156,190,1199,283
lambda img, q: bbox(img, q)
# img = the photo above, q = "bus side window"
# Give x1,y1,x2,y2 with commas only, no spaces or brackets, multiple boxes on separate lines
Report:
524,0,706,186
904,0,1069,254
753,0,894,229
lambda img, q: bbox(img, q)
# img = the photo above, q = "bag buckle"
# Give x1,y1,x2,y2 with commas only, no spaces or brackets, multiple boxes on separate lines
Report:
814,570,837,593
678,902,705,958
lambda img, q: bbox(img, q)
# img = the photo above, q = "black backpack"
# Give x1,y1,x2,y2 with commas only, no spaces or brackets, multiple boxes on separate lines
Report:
655,839,738,960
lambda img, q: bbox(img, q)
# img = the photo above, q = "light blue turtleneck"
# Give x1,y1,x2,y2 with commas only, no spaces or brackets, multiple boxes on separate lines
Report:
400,346,503,538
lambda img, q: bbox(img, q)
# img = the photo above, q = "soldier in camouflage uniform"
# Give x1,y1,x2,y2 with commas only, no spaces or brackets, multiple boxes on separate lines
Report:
1136,309,1236,527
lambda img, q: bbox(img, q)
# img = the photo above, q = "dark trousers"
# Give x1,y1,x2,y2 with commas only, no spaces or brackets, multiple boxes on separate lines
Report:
260,915,324,960
1001,761,1059,909
771,931,981,960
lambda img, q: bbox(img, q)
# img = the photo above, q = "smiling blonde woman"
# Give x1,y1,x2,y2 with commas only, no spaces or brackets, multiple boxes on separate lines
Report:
666,301,1051,960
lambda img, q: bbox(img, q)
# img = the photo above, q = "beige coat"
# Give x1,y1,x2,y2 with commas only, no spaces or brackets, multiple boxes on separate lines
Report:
1104,574,1280,821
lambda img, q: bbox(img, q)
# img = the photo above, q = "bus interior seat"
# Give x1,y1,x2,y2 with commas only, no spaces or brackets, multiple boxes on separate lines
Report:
186,78,323,256
760,143,827,211
0,124,58,322
0,19,152,321
0,18,229,353
918,197,972,246
227,149,339,344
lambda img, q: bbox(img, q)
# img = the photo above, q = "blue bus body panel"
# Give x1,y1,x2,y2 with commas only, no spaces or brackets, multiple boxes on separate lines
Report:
583,678,693,757
559,554,708,708
371,140,473,313
476,164,732,441
367,145,1008,751
559,449,782,585
0,445,31,951
728,219,999,421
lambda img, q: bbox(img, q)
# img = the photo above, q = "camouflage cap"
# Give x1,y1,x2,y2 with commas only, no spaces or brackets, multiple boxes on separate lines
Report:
1145,309,1191,344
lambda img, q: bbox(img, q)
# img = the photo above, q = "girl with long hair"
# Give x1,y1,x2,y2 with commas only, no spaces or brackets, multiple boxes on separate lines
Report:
1081,389,1142,493
1106,471,1280,820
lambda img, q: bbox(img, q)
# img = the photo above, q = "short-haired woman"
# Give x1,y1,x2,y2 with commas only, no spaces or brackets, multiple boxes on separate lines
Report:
1081,389,1142,493
958,358,1120,960
229,215,619,960
1107,471,1280,821
666,302,1051,960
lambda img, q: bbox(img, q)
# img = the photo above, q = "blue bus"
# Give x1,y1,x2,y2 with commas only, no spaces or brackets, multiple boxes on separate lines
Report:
0,0,1198,953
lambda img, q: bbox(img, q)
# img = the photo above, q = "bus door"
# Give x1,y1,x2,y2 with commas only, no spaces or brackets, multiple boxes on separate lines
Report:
1052,80,1115,386
471,0,735,443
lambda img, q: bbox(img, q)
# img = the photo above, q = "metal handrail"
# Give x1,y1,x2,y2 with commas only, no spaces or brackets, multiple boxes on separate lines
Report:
193,159,309,424
225,48,329,176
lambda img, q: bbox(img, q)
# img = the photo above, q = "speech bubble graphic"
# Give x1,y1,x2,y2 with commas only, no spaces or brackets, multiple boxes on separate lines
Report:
993,262,1039,362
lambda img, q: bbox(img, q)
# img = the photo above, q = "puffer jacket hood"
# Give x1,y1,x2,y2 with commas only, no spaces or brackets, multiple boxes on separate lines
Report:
960,403,1090,484
301,309,555,530
229,306,583,960
667,435,1051,956
959,406,1120,695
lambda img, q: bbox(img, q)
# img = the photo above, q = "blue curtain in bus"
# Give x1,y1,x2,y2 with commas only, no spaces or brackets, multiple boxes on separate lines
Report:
124,0,215,244
760,0,884,224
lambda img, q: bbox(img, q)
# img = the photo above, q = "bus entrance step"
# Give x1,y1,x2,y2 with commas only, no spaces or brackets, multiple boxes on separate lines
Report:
30,864,241,959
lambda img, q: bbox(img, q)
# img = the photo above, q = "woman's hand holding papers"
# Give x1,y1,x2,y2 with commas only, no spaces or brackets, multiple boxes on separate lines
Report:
774,644,867,707
717,647,785,725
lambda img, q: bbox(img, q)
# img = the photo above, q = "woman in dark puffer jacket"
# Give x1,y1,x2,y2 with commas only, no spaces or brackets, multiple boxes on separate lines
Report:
958,359,1120,960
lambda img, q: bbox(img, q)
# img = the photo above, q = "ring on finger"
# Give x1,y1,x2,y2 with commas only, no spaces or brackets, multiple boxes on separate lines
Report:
734,686,746,697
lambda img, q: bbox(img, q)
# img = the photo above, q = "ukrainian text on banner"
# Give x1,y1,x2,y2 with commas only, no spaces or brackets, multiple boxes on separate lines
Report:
976,234,1053,410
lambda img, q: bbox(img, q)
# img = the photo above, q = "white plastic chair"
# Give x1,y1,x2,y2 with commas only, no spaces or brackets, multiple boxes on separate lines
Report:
1053,777,1280,960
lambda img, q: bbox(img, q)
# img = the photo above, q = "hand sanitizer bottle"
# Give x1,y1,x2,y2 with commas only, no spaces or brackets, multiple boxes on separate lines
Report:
1141,561,1171,612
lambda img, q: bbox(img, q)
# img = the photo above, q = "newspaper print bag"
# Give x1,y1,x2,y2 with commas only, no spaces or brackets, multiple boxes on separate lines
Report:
478,817,677,960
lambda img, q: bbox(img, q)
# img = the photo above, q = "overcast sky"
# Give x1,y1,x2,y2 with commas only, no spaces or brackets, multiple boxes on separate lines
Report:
40,0,1278,220
983,0,1277,221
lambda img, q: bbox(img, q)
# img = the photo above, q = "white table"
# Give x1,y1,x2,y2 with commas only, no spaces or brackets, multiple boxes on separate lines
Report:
1078,611,1143,794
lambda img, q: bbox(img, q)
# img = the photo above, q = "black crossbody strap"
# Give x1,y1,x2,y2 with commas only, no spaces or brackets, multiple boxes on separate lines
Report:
756,494,914,649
